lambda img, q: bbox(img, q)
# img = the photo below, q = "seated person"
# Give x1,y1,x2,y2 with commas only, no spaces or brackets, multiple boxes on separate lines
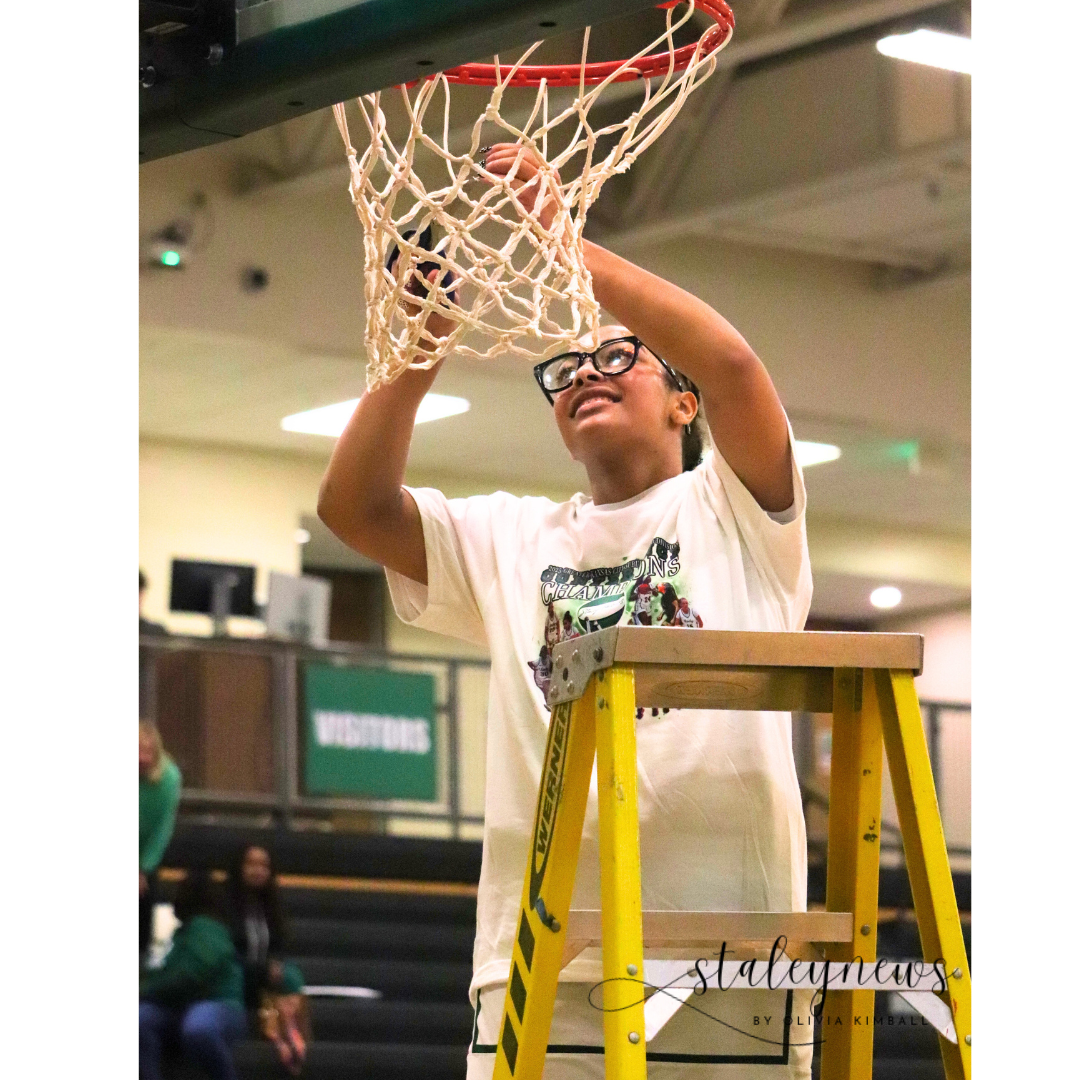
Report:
226,844,307,1074
139,870,247,1080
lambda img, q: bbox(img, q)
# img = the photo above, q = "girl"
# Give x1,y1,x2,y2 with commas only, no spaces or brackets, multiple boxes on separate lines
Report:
140,720,182,957
225,844,308,1075
318,145,813,1078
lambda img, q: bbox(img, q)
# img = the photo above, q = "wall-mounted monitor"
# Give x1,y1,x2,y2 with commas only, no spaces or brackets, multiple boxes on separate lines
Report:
169,559,257,634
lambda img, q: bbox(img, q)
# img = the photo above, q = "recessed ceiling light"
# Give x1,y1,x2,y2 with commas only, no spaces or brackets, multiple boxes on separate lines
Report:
282,399,358,437
794,440,841,468
876,29,971,74
282,393,470,437
870,586,903,609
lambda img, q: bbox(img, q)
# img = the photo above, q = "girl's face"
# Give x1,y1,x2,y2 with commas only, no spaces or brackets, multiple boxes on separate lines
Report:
551,326,695,467
139,729,159,777
241,846,272,890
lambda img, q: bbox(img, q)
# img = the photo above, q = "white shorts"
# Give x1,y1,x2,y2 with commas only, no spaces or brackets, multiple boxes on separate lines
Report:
466,981,814,1079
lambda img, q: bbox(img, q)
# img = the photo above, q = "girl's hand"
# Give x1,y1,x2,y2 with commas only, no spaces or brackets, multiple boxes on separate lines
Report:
482,143,562,231
387,256,458,345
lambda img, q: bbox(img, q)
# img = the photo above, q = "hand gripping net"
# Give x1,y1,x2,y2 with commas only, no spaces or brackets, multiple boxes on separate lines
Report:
332,1,734,390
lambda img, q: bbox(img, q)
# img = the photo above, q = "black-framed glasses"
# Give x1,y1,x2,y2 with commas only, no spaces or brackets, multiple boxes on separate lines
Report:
532,336,692,405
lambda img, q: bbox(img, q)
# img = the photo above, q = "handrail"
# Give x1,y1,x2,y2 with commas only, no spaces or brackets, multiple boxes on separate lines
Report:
140,631,493,668
140,631,492,836
804,786,964,848
141,632,967,851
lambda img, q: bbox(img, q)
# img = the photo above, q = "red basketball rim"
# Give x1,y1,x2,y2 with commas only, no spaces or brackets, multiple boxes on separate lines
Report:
440,1,734,89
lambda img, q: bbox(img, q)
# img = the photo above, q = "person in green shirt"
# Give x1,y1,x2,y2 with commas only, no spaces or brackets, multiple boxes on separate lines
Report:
140,870,247,1080
140,720,182,955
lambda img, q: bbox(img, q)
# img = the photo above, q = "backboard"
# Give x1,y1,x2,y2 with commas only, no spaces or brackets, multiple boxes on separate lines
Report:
140,0,664,160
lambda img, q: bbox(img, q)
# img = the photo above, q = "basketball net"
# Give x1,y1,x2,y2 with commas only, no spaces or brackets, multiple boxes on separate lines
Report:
333,1,734,390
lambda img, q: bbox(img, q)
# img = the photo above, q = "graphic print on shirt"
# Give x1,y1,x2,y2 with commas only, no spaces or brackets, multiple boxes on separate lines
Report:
527,537,703,704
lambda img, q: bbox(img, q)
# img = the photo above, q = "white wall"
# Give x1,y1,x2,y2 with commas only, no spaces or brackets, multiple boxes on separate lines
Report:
879,605,971,704
140,439,324,636
138,437,558,653
140,437,973,655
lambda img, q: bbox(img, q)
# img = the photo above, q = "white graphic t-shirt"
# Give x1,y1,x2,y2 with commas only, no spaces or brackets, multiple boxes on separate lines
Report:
386,442,812,1001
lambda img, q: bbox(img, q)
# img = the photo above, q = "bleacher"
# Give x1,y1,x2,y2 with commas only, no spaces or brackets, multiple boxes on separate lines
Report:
157,823,969,1079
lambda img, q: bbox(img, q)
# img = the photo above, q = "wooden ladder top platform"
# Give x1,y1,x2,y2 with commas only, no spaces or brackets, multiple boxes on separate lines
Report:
605,627,923,672
547,627,924,712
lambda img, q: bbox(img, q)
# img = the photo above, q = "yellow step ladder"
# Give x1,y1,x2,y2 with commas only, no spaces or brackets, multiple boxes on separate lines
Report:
491,626,970,1080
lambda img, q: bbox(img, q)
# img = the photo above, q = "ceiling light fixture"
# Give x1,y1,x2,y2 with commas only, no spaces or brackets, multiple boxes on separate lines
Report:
794,440,841,468
282,393,470,437
870,586,903,609
876,29,971,74
415,393,471,425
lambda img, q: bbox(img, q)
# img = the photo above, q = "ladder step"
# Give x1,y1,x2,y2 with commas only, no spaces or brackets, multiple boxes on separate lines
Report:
562,910,853,967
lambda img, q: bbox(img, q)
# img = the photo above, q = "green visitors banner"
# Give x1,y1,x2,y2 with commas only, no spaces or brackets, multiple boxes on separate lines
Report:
303,663,437,801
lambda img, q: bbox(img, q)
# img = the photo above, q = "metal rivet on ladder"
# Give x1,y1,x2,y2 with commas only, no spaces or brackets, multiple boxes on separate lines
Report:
860,924,871,936
952,968,962,979
626,964,637,976
628,1032,640,1044
964,1034,971,1045
572,650,580,663
566,681,575,693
